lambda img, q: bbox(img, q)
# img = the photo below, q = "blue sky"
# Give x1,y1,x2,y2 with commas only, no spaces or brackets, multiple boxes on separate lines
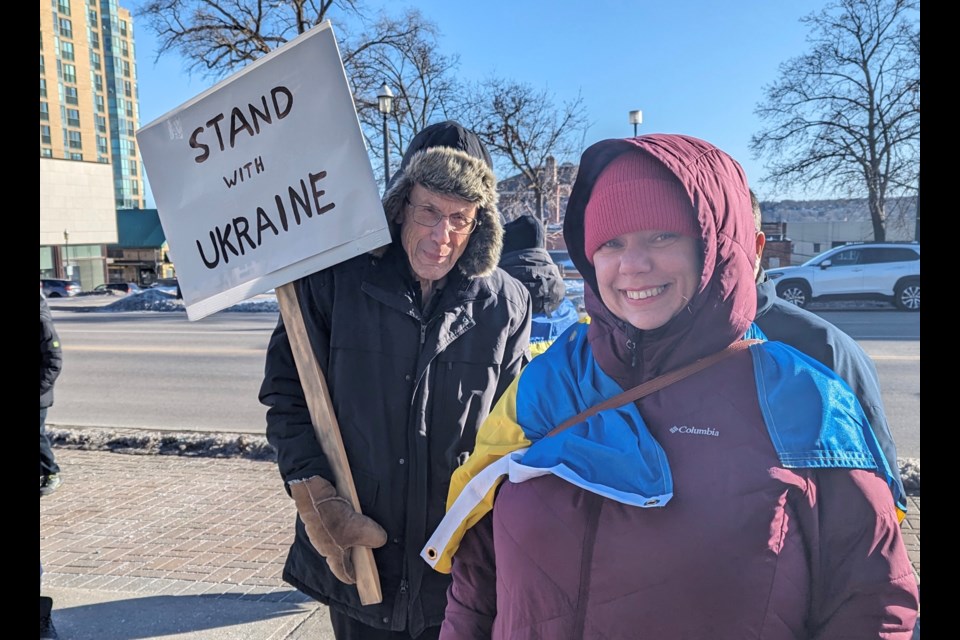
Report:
132,0,830,207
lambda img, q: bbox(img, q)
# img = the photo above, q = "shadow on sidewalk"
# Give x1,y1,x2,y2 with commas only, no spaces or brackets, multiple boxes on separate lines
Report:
48,589,321,640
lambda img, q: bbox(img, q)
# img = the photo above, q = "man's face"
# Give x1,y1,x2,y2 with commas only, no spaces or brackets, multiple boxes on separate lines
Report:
399,183,478,285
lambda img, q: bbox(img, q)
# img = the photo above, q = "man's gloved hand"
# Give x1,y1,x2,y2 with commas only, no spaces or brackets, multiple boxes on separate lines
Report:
288,476,387,585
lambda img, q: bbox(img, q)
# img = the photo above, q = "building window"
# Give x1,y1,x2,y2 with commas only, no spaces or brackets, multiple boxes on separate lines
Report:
124,80,132,97
122,59,130,78
41,148,53,158
65,85,78,105
95,114,107,133
57,0,71,16
61,41,74,61
91,51,101,70
132,180,139,194
62,63,76,84
89,31,99,48
69,152,83,160
40,78,47,98
97,135,108,154
128,159,138,175
120,39,129,57
40,53,45,74
40,101,50,121
40,125,52,145
119,19,128,37
68,130,82,149
95,94,105,113
88,9,97,26
94,73,103,92
66,108,80,127
98,156,110,163
58,17,73,39
126,121,135,136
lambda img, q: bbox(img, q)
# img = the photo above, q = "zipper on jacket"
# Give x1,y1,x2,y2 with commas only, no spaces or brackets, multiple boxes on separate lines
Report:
420,322,427,346
572,493,603,639
626,338,637,368
390,577,410,631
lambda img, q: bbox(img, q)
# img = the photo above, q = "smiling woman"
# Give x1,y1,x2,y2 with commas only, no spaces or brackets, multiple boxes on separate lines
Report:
428,134,918,639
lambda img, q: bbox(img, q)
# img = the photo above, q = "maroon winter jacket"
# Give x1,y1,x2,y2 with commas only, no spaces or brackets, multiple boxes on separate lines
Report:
440,136,918,639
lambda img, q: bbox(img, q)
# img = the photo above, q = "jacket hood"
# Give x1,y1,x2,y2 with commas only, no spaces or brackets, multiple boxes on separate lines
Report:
379,122,502,278
563,135,757,381
499,247,566,314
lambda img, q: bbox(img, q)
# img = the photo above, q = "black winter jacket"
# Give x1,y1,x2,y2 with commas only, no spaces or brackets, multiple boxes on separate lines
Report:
498,247,565,315
40,295,62,409
260,244,531,634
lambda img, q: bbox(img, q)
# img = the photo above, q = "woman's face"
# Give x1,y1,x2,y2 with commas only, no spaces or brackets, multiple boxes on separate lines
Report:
593,230,701,331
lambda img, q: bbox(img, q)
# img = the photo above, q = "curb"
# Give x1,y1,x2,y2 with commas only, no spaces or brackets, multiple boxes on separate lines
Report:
48,425,920,492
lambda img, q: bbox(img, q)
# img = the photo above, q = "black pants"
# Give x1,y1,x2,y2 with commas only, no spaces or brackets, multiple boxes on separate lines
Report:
329,609,441,640
40,408,59,476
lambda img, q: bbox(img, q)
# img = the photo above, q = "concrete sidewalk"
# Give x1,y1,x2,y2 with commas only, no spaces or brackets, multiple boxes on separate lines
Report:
41,448,921,640
41,449,335,639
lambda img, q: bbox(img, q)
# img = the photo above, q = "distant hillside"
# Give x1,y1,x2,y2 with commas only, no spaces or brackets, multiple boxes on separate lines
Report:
497,164,918,239
760,196,918,228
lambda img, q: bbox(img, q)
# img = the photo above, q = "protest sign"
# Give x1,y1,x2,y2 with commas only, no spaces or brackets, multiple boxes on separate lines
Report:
138,21,389,604
137,21,391,321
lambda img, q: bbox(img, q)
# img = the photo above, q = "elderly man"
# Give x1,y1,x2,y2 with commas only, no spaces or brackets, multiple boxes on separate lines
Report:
260,121,532,640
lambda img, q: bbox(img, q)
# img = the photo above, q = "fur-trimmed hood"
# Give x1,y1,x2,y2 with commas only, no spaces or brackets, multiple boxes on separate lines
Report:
378,123,502,278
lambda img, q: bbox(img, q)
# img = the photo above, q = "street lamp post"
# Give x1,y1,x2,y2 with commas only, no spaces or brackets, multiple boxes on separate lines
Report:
377,83,394,186
628,110,643,137
63,229,71,278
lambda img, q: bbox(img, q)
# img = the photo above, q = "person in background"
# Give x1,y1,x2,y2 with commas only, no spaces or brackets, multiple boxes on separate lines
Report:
748,190,908,517
40,293,62,496
498,215,580,356
260,121,531,640
425,134,918,639
40,292,62,639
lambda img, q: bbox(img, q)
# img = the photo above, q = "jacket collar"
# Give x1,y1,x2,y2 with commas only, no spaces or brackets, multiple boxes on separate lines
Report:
361,244,493,321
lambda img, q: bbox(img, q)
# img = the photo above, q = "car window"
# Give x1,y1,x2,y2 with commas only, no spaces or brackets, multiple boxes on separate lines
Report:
828,249,860,266
860,247,920,264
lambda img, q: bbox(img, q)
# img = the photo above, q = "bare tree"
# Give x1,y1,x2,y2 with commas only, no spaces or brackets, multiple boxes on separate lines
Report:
137,1,461,184
750,0,920,241
345,10,462,183
138,0,355,76
460,79,589,223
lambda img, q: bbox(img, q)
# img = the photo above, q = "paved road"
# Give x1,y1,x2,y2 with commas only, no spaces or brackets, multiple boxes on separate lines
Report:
46,303,920,456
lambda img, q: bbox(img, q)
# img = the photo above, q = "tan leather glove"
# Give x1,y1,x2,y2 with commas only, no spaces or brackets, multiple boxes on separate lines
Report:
288,476,387,584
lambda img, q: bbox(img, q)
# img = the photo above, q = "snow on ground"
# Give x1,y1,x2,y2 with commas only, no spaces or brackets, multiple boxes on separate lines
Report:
51,288,281,313
50,283,892,315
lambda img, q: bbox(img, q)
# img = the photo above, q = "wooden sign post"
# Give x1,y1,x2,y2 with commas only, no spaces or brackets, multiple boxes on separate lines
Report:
276,283,381,603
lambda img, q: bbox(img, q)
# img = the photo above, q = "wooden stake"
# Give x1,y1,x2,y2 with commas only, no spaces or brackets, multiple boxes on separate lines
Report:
275,282,382,605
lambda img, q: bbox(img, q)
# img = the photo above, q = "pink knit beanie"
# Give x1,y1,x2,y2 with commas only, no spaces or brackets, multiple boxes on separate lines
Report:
584,151,699,263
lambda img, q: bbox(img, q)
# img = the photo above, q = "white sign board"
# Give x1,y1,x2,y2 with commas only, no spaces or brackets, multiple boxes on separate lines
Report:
137,22,391,321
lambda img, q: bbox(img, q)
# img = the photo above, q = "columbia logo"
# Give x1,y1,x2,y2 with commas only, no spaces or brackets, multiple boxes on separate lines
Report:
670,425,720,437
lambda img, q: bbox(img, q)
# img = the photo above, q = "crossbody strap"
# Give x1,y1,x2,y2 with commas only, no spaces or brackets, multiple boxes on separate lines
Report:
545,339,761,438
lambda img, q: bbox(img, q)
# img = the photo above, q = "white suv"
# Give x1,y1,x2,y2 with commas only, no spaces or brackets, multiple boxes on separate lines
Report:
766,242,920,311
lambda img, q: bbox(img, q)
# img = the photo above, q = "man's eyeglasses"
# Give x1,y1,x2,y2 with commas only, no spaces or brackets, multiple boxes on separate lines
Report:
405,199,480,235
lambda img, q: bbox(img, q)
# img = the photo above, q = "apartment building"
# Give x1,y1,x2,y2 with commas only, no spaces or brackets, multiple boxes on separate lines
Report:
40,0,143,285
